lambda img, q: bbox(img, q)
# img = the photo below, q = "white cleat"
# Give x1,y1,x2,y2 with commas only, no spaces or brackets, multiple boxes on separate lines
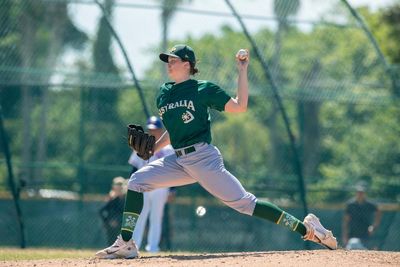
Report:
95,235,139,259
303,213,338,250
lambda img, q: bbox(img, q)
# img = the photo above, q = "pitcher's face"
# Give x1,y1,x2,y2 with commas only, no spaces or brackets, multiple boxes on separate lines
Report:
167,57,190,79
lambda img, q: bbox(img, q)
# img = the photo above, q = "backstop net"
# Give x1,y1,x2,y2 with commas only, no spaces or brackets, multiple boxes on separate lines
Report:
0,0,399,251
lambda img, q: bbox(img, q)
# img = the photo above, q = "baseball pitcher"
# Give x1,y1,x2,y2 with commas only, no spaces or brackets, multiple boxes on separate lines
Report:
96,45,337,259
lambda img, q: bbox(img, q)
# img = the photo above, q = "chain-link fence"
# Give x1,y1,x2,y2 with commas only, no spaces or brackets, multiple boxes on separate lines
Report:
0,0,399,251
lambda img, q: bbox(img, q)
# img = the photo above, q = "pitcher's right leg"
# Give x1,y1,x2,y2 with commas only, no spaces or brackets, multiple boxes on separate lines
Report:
95,154,195,259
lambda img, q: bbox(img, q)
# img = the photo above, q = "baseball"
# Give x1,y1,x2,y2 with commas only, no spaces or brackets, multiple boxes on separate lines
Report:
237,49,248,61
196,206,206,217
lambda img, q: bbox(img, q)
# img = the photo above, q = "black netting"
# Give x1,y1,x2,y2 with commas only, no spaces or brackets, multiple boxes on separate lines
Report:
0,0,399,251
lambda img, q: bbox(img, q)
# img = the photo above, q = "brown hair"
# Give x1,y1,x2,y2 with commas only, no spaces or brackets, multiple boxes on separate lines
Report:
190,62,199,75
183,60,199,75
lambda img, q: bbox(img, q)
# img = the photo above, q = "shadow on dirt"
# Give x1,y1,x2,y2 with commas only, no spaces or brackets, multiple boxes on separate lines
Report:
142,251,294,261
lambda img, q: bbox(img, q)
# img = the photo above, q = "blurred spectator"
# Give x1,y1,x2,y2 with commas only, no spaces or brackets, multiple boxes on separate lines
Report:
99,176,127,245
342,183,382,249
129,116,175,253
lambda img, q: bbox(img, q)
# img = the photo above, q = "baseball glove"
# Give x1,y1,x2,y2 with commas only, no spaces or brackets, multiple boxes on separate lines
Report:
127,124,156,160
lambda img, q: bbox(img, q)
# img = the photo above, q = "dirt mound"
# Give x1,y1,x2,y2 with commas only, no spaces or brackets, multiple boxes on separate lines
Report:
2,250,399,267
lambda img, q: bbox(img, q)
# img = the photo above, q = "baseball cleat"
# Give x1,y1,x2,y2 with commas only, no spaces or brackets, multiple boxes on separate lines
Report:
303,213,338,250
95,235,139,259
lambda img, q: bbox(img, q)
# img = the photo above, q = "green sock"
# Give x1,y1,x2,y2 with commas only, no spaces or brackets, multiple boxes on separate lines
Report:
253,200,307,236
120,190,143,241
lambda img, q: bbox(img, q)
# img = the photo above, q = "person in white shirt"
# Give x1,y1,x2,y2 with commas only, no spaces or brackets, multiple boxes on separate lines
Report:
128,116,175,253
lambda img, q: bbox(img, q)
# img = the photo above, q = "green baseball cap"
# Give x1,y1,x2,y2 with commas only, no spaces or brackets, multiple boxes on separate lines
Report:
159,44,196,64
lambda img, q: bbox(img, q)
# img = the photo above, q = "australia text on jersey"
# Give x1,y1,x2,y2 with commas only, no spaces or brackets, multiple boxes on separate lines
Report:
158,100,196,118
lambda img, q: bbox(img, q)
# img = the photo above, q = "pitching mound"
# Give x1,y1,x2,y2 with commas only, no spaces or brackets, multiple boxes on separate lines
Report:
2,250,399,267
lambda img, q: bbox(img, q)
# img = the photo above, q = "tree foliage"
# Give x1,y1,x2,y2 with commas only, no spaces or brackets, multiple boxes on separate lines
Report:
0,1,399,202
139,5,399,202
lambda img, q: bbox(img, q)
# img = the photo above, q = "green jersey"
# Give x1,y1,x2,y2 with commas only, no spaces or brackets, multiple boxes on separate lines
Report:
157,79,231,149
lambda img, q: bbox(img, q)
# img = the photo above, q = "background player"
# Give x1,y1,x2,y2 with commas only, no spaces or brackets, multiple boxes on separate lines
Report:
96,44,337,259
342,182,381,249
99,176,127,245
128,116,175,253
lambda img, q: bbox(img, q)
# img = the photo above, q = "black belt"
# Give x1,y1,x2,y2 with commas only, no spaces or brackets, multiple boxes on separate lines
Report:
175,146,196,157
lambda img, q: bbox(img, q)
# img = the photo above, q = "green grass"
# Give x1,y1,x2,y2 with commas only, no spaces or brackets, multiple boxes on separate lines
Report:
0,248,193,261
0,248,96,261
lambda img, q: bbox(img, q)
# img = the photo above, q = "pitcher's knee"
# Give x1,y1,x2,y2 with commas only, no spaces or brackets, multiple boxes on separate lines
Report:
222,192,257,215
127,173,152,193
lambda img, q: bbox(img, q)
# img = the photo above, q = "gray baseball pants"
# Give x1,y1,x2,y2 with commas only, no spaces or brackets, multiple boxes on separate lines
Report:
128,142,257,215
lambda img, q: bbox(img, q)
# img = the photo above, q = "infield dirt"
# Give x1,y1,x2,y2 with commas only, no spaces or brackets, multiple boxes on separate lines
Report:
1,250,399,267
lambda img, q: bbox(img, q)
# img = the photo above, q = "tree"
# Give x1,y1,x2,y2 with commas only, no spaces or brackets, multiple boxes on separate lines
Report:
91,0,120,121
159,0,192,78
359,5,400,65
358,5,400,95
269,0,301,176
212,114,270,187
0,0,21,116
19,1,37,185
140,4,399,201
6,1,86,186
380,4,400,64
34,2,87,183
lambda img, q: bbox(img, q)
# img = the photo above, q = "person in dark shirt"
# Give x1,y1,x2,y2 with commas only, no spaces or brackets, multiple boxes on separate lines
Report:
99,177,127,245
342,184,381,249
